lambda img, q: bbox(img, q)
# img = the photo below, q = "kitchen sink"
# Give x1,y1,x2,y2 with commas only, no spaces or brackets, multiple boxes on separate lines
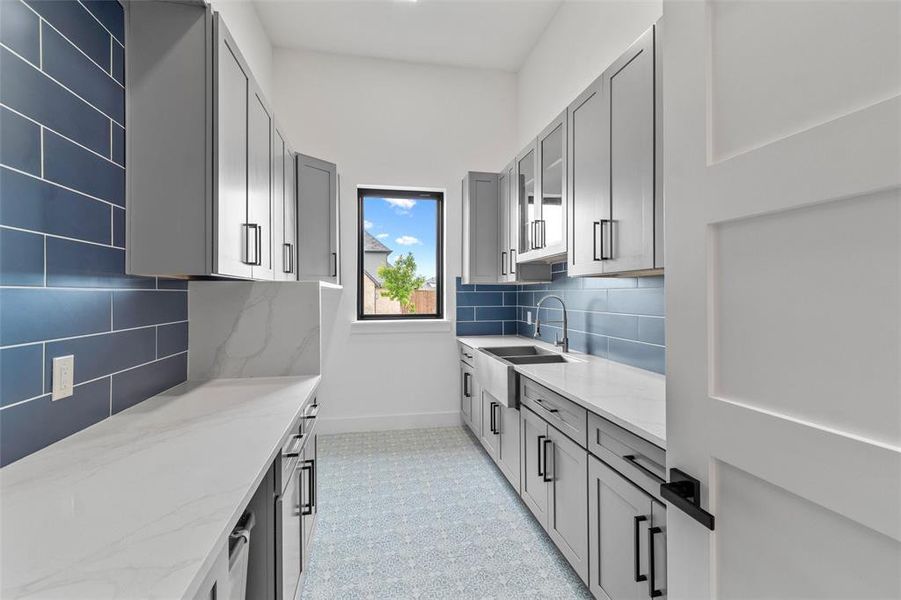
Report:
476,346,578,407
481,345,550,357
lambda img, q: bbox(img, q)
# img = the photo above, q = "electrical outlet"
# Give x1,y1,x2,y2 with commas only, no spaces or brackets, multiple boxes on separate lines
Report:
526,310,532,325
52,355,74,401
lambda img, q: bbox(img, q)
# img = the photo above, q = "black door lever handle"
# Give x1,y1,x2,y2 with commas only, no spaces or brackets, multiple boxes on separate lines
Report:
660,468,715,530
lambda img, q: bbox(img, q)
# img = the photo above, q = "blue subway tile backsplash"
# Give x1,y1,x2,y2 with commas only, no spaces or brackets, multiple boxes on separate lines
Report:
0,0,188,467
456,264,665,374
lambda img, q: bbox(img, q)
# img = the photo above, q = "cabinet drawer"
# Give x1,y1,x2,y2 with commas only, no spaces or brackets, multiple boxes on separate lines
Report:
588,412,665,500
459,343,476,366
520,377,587,448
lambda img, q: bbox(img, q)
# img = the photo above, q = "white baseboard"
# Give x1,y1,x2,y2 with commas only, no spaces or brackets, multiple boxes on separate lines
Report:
317,410,462,435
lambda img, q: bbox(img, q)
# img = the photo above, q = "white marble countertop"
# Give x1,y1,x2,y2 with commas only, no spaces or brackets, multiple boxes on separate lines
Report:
0,375,320,600
458,336,666,449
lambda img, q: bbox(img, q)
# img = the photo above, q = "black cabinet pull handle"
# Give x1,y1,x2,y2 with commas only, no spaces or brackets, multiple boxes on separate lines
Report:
489,402,499,434
540,219,546,248
598,219,612,260
510,249,516,274
592,221,601,261
660,468,715,530
541,438,553,482
501,251,507,275
300,460,314,515
634,515,648,582
331,252,338,277
648,526,663,598
463,372,471,398
624,454,665,484
492,403,500,435
537,434,546,477
255,225,263,266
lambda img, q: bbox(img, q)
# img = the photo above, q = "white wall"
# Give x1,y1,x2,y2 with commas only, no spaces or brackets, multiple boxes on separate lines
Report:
273,49,516,432
210,0,274,98
516,0,662,148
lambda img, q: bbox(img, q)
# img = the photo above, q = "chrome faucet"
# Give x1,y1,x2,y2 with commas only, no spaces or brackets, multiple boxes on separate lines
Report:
534,294,569,353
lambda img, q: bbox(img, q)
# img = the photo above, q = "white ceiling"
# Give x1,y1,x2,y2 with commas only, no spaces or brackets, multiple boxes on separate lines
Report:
254,0,563,72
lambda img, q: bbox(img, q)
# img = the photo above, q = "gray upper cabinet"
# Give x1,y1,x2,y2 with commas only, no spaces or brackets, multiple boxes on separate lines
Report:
248,90,274,280
589,455,667,600
126,4,284,280
567,74,606,277
568,23,662,277
273,128,297,281
500,161,552,283
462,172,500,284
498,166,512,280
533,111,568,261
297,154,339,284
515,143,538,259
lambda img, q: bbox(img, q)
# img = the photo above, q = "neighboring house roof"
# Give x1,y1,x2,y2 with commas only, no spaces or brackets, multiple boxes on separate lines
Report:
420,277,436,290
363,231,392,254
363,269,382,288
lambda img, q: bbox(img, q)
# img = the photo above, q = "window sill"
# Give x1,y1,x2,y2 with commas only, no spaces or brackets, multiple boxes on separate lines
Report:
350,319,452,335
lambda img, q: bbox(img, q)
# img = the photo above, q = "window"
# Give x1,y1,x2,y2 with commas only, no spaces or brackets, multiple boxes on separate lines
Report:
357,187,444,320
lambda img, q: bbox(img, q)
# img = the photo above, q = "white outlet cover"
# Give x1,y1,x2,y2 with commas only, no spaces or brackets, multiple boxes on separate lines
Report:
52,355,74,401
526,311,532,325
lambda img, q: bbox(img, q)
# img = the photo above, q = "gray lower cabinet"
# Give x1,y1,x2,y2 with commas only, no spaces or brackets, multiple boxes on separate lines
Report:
588,456,666,600
127,4,282,280
480,390,520,490
460,363,475,431
520,406,588,585
297,154,340,284
462,172,501,284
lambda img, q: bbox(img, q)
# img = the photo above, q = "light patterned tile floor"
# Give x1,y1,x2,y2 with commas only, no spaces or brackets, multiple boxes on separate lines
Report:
301,427,592,599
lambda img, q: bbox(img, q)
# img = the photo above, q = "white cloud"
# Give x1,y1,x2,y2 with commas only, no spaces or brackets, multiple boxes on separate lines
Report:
363,220,374,230
376,233,389,239
384,197,416,214
395,235,421,246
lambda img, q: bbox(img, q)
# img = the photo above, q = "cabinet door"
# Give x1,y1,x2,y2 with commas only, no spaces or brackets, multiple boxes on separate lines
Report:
301,434,317,559
496,403,521,491
297,154,338,282
460,363,474,425
214,20,252,279
505,163,519,277
498,167,511,282
603,27,655,274
248,88,274,280
516,144,538,258
519,407,549,526
480,390,500,458
330,172,340,285
588,455,653,600
284,146,297,280
462,172,500,284
272,129,286,280
535,111,567,257
567,75,606,277
546,425,588,584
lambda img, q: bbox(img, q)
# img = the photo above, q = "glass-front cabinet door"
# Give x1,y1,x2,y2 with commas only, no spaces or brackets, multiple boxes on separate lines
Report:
535,111,567,259
516,143,537,258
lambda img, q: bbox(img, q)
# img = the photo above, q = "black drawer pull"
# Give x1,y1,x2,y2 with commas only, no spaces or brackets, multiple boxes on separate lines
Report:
634,515,647,582
624,454,665,484
660,468,715,531
648,526,663,598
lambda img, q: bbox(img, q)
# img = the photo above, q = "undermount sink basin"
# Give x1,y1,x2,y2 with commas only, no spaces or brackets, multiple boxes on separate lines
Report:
481,345,555,358
503,354,568,365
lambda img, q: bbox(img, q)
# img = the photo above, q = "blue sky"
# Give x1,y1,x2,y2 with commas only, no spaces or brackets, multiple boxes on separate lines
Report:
363,196,438,279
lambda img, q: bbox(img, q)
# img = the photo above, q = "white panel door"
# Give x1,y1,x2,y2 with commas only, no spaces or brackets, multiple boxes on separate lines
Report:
663,2,901,599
